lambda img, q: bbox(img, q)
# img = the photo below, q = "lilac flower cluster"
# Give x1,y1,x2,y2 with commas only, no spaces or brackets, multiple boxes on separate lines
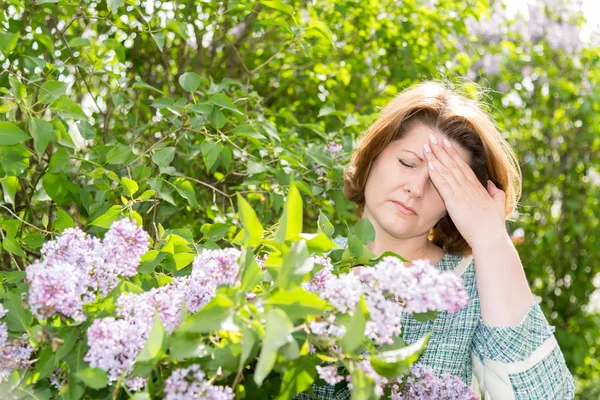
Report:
164,364,234,400
25,219,150,321
309,314,346,339
0,304,34,382
391,363,479,400
325,141,343,156
316,365,344,386
84,248,241,389
306,256,468,345
302,256,334,293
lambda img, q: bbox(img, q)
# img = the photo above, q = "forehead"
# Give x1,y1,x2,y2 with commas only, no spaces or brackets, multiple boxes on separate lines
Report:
389,124,472,164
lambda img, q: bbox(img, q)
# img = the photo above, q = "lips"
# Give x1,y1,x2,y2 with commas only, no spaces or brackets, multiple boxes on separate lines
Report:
392,200,417,215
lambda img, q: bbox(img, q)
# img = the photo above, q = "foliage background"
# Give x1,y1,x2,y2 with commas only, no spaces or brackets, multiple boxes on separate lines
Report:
0,0,598,396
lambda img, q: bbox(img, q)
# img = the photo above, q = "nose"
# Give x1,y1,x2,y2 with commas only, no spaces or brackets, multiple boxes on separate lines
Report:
404,168,430,198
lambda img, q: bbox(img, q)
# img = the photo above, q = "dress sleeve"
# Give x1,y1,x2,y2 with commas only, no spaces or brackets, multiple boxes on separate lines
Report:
471,301,575,399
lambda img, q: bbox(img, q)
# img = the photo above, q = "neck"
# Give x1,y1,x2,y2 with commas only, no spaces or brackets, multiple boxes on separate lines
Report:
366,234,434,262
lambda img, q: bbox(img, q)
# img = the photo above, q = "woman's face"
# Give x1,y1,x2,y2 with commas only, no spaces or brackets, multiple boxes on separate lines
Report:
363,124,473,241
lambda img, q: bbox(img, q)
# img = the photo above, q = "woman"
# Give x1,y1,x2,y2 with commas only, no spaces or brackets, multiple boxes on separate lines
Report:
307,82,575,399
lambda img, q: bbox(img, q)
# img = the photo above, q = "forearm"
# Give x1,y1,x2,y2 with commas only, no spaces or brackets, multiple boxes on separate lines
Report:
471,233,536,327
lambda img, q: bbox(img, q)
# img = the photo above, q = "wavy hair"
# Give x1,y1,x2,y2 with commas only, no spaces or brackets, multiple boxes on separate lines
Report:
342,81,522,256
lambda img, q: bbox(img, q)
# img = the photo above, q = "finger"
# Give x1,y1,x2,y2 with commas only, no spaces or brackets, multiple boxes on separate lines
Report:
423,144,460,193
427,135,468,185
439,137,482,185
423,145,457,197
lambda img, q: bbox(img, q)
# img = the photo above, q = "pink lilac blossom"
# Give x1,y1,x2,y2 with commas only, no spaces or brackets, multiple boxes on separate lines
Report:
164,364,234,400
391,363,479,400
0,331,34,382
313,163,326,177
302,256,334,293
25,220,150,321
325,142,343,156
84,248,241,389
101,218,151,277
316,365,344,386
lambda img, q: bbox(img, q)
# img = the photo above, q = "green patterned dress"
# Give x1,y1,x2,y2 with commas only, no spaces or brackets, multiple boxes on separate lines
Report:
295,236,575,399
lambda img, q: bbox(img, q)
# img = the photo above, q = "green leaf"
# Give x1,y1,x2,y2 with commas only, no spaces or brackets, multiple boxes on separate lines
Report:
236,193,264,247
239,248,262,291
121,177,139,197
201,223,231,242
306,146,333,168
136,310,167,362
105,144,133,165
179,72,202,93
2,237,25,257
317,211,334,237
173,253,196,270
152,147,175,168
38,81,67,104
151,32,165,51
369,333,431,378
105,38,125,62
9,76,27,103
254,308,294,386
68,37,90,48
412,310,440,323
166,20,189,40
239,324,260,374
50,95,88,120
90,206,122,228
177,294,235,334
0,122,30,145
297,232,337,253
74,368,108,390
41,173,68,203
350,367,375,400
208,107,225,129
174,178,197,207
0,32,19,54
52,208,75,232
28,117,54,158
308,20,334,46
77,121,96,140
275,180,302,243
48,148,69,173
278,241,314,291
340,296,368,353
132,81,163,94
1,176,18,205
354,217,376,245
4,291,33,332
260,1,294,18
210,93,242,115
276,356,317,400
247,161,266,176
266,287,328,322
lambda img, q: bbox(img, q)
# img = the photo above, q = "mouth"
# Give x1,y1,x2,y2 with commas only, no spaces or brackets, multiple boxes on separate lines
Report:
392,200,417,216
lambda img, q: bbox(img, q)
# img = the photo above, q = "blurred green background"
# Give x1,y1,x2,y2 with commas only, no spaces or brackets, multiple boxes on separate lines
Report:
0,0,598,396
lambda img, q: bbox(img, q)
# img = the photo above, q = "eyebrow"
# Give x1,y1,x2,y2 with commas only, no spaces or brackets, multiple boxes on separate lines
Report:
399,150,425,163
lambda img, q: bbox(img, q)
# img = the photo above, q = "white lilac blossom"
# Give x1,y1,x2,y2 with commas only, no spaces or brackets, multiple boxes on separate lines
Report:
325,141,343,156
321,273,363,314
391,363,479,400
25,220,150,321
164,364,234,400
316,365,344,386
309,314,346,339
313,163,326,177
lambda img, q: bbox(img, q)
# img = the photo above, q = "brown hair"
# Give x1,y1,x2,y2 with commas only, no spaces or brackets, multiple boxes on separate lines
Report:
342,81,522,256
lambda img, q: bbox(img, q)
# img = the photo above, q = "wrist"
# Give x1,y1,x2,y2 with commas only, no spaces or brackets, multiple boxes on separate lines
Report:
469,230,511,253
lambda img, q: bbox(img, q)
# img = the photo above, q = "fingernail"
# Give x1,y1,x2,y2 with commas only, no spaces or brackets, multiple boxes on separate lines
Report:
443,138,452,149
424,143,432,153
488,180,496,187
429,134,438,145
428,161,435,171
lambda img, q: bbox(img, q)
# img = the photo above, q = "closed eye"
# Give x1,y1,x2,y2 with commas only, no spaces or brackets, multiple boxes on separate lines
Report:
398,159,414,168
